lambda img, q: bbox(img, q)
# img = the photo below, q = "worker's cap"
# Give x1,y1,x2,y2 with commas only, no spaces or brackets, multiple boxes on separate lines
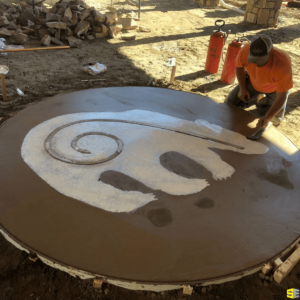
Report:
248,34,273,65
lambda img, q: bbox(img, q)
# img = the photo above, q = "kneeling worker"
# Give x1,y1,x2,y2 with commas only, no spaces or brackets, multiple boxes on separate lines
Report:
226,34,293,128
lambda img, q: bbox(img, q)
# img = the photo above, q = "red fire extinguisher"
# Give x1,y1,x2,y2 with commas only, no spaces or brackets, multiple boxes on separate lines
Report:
220,34,245,85
205,20,230,74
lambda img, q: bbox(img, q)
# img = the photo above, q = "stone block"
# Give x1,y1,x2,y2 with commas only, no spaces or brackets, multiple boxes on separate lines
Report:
93,11,106,23
257,9,270,24
101,24,109,36
55,29,60,40
50,37,64,45
93,32,106,39
8,21,18,30
244,11,248,21
57,8,65,17
61,16,72,26
80,9,90,21
74,21,90,36
93,25,102,33
65,36,82,47
121,33,136,40
46,13,61,22
252,7,259,14
139,26,151,32
41,34,51,46
257,0,267,7
118,18,138,30
274,0,282,10
0,28,11,38
72,12,78,26
246,3,254,11
39,28,48,39
246,12,257,23
48,28,56,35
111,24,123,32
10,32,28,45
247,0,256,7
65,27,73,36
64,7,72,19
0,19,9,27
19,10,38,26
269,10,275,17
266,1,275,8
107,6,117,12
46,22,67,29
268,17,275,24
69,5,81,11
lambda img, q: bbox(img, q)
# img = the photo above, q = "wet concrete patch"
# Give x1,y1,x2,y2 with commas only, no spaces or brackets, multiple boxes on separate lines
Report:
195,198,215,209
99,170,153,194
256,168,294,190
160,151,211,179
147,208,173,227
282,158,292,168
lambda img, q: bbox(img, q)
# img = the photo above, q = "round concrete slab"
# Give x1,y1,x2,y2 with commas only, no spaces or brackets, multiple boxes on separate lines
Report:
0,87,299,284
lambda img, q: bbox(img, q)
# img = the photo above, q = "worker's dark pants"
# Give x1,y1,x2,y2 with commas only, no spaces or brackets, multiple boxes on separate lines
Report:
225,77,288,125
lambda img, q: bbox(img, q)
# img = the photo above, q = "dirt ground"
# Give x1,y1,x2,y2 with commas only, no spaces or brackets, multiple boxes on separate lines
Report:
0,0,300,299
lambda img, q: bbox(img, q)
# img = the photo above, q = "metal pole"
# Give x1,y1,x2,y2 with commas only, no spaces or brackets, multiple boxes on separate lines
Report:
138,0,141,19
32,0,35,10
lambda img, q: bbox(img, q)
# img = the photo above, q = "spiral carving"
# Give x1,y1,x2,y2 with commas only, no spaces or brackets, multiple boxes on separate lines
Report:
44,118,245,165
44,120,124,165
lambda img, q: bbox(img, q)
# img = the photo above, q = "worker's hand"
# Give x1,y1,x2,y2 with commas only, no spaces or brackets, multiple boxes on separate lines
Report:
257,116,271,129
238,88,250,103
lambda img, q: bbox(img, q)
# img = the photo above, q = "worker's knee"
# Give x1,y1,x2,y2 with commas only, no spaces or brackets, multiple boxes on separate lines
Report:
225,86,242,107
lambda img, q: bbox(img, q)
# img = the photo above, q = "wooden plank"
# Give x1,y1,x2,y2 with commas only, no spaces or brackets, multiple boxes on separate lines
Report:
274,244,300,283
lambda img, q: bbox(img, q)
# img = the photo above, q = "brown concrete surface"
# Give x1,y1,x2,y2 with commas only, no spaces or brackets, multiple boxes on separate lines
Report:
0,87,299,284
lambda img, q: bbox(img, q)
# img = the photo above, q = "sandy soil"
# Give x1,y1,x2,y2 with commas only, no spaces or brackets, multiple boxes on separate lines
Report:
0,0,300,299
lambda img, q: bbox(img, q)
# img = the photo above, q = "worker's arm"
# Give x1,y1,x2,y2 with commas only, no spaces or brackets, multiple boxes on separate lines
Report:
236,67,250,102
258,91,288,128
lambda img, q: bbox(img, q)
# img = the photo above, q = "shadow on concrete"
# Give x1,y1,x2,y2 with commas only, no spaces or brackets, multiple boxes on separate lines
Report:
191,80,229,93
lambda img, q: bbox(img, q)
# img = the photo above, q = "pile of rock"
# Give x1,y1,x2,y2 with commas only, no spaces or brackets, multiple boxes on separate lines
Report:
0,0,147,48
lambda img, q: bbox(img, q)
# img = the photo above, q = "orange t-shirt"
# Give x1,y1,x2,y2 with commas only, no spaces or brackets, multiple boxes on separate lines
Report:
235,44,293,93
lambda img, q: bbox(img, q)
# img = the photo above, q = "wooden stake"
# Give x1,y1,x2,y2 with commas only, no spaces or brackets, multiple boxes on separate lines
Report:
182,285,193,295
274,244,300,283
93,278,103,289
261,263,272,275
0,46,70,53
1,73,7,102
170,66,176,84
29,253,39,262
